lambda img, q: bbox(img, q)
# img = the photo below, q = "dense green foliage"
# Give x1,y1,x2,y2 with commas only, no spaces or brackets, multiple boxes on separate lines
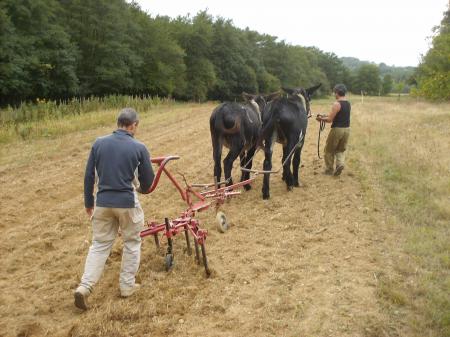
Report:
0,0,79,102
5,0,441,106
414,8,450,100
0,0,354,106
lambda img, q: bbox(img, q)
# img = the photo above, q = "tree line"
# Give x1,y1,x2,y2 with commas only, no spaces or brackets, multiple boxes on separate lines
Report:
414,8,449,100
2,0,437,107
0,0,340,105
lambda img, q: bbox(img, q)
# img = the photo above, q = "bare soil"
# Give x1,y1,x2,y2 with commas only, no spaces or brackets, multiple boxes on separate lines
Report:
0,103,408,337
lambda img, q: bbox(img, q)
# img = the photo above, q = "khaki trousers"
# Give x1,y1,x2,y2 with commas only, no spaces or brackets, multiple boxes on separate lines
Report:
79,206,144,292
324,127,350,171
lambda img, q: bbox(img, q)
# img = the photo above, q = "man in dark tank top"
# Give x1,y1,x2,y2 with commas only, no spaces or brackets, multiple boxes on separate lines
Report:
316,84,351,176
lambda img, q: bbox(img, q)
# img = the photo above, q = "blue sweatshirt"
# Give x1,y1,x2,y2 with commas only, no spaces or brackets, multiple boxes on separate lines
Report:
84,129,154,208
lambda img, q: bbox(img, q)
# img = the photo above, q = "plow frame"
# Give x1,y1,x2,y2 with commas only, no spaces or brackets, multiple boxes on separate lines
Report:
140,155,255,276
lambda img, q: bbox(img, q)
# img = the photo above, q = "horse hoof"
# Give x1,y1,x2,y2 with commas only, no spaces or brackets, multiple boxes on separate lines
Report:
262,192,270,200
244,184,252,191
287,185,294,191
294,181,303,187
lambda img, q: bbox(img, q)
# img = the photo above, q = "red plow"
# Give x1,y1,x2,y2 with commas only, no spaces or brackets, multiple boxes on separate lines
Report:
140,156,255,276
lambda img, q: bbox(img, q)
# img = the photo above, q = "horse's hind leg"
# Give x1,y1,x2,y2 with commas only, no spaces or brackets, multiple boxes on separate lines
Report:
281,146,288,181
212,134,223,185
239,153,246,183
223,140,243,186
292,147,302,187
241,146,256,191
283,139,296,191
262,137,273,199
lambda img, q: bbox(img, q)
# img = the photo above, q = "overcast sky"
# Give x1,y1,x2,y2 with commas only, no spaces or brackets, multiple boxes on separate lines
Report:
133,0,448,67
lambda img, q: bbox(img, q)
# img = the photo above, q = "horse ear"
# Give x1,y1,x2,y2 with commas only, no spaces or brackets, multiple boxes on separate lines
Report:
242,92,254,101
282,87,295,95
264,91,281,102
306,83,322,96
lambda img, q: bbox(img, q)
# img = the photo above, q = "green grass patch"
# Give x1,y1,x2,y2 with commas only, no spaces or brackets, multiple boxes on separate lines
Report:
351,96,450,336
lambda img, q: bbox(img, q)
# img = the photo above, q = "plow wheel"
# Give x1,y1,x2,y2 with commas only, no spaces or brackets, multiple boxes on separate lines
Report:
216,211,229,233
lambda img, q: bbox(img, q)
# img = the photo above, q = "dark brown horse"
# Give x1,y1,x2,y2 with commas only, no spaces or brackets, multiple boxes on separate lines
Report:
210,93,275,189
260,84,321,199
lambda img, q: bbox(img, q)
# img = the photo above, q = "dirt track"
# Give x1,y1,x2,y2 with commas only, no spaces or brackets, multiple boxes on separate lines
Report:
0,103,404,337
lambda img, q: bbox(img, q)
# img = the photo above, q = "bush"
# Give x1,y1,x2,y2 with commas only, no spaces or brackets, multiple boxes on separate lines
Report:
0,95,174,143
414,72,450,101
0,95,172,125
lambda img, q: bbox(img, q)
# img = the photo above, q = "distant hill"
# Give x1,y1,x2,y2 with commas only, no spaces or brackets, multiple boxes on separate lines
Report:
340,57,415,82
340,57,372,71
378,63,416,82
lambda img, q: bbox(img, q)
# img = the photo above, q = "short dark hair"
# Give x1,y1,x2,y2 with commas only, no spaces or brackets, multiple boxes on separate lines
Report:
117,108,139,127
333,84,347,96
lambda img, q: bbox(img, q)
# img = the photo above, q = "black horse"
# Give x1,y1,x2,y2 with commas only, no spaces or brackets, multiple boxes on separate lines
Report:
260,84,321,199
210,93,271,190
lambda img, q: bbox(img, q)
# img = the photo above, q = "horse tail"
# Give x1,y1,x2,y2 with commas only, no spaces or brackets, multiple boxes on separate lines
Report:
214,103,240,135
257,102,278,146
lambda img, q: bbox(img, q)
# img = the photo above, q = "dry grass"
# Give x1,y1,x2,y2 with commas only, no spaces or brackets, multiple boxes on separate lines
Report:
350,95,450,337
0,96,447,337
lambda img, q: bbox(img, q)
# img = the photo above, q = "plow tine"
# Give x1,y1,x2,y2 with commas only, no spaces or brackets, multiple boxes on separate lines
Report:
164,218,174,271
184,224,192,256
194,240,200,265
153,234,160,249
201,243,211,277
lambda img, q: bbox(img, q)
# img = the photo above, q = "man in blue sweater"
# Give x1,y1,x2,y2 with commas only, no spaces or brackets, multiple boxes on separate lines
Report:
74,108,154,310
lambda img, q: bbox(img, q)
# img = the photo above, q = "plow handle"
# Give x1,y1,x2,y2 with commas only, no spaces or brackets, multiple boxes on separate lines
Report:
146,156,180,193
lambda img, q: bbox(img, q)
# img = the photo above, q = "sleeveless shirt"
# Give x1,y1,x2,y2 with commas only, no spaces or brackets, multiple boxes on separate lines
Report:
331,100,351,128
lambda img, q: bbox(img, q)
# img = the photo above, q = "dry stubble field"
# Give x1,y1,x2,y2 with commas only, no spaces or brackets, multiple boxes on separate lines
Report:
0,97,448,337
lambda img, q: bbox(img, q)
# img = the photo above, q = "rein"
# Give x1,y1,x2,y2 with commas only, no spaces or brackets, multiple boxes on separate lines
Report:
317,119,326,159
239,130,304,175
307,112,325,159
